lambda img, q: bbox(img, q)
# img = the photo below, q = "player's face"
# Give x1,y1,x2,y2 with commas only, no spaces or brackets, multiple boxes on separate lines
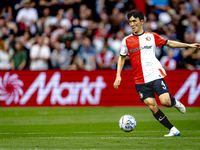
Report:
128,16,144,35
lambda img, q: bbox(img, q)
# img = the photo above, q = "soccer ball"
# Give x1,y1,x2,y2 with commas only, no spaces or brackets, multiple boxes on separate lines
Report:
119,115,136,132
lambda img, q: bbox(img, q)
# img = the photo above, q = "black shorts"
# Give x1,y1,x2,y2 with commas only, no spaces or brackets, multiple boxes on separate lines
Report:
135,78,170,102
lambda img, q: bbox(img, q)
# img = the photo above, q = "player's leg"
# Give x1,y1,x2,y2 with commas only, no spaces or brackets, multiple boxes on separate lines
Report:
154,79,186,114
142,97,158,114
153,79,185,136
143,97,180,137
159,93,173,107
159,93,186,114
143,98,173,129
135,82,179,136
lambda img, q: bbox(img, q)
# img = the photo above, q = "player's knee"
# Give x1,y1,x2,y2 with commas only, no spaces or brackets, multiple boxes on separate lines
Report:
161,98,171,107
148,104,159,114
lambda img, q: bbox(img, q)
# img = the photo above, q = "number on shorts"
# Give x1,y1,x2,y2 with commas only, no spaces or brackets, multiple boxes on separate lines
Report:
161,81,166,89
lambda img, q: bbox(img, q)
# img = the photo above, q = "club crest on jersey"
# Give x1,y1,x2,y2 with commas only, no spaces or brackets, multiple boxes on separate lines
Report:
128,40,133,44
146,36,151,41
139,92,143,99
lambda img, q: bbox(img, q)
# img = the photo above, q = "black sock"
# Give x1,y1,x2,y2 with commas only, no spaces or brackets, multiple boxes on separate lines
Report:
170,97,176,106
153,109,173,130
166,97,176,107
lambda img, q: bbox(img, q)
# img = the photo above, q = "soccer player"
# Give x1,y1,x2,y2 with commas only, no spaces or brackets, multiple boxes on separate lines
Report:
114,10,200,137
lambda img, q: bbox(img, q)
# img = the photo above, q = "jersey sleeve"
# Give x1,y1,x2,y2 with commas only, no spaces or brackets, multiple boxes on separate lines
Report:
120,37,128,56
153,33,167,48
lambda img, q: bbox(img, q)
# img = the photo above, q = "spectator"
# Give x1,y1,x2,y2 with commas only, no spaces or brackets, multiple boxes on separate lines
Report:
185,14,200,43
37,7,53,35
143,12,158,32
0,0,13,22
81,0,103,18
29,35,51,70
165,23,178,41
50,40,71,70
93,22,112,53
108,7,120,33
50,9,72,31
94,21,111,40
71,27,85,52
146,0,170,15
117,12,127,31
16,0,38,35
0,17,10,40
42,25,52,38
175,1,193,42
99,12,111,33
13,0,36,12
39,0,59,16
60,0,82,15
109,30,125,56
72,4,91,28
74,37,96,70
0,0,199,71
0,41,11,70
96,42,115,69
182,47,197,70
40,26,51,47
85,19,97,39
10,41,27,70
50,9,72,43
184,0,199,15
19,30,35,50
93,22,106,53
63,37,77,65
6,33,16,53
160,48,177,70
104,0,119,15
64,7,76,24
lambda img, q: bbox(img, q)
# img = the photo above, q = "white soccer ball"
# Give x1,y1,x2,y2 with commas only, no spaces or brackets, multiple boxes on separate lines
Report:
119,115,136,132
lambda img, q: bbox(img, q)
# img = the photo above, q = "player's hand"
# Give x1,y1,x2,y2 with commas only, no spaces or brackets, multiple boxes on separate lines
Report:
114,76,121,89
189,43,200,49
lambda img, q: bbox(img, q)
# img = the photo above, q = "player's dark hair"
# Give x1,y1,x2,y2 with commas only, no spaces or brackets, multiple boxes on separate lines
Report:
127,10,144,21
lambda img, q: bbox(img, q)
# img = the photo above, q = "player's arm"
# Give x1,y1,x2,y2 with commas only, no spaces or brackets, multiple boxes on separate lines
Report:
165,40,200,49
114,55,126,89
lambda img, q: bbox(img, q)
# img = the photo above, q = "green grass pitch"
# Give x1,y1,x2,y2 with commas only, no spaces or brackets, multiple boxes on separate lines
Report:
0,107,200,150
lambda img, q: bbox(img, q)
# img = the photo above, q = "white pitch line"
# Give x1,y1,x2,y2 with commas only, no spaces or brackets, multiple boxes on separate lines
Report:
0,148,188,150
72,131,200,133
3,137,200,140
0,136,199,140
0,149,197,150
0,131,200,134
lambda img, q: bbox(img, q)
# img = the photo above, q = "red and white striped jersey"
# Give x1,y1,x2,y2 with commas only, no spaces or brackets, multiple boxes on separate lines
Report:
120,31,167,84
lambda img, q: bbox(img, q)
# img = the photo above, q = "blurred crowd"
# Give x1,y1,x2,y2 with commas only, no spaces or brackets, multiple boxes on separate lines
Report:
0,0,200,71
